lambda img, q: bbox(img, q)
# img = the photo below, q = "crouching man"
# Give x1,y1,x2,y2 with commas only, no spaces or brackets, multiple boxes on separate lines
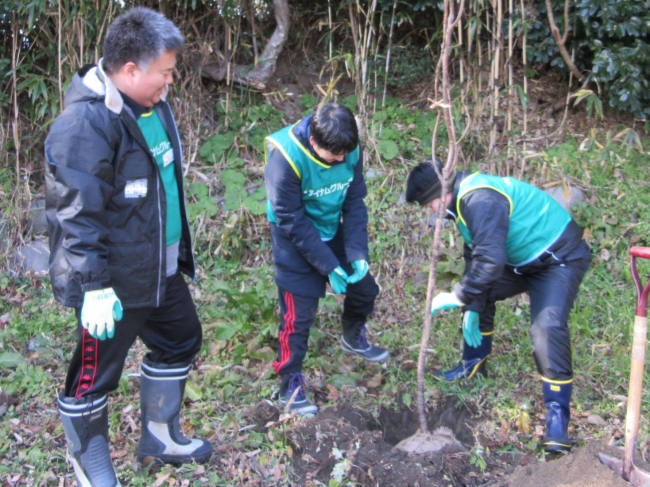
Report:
264,103,389,414
405,161,591,452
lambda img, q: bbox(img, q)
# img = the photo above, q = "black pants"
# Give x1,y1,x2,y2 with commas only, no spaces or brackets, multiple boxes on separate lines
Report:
64,272,202,398
468,232,591,381
272,268,379,376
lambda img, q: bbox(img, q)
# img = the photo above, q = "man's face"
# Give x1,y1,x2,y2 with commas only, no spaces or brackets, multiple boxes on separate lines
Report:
309,136,346,164
427,193,452,214
428,197,443,214
126,50,177,107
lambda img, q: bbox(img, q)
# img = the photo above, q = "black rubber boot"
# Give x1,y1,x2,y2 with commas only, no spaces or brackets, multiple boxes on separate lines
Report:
137,359,213,464
58,393,122,487
542,380,572,452
433,334,492,381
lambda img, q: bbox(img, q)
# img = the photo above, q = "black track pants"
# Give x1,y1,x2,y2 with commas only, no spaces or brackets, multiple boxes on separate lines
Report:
272,269,379,376
466,237,591,381
64,272,202,398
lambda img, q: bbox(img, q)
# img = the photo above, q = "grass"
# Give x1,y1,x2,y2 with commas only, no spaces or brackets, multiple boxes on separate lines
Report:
2,116,650,484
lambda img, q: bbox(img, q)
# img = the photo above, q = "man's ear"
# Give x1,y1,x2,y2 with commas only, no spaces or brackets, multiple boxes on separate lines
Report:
121,61,139,82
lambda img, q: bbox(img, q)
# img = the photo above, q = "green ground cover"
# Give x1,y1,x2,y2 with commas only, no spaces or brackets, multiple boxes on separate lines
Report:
1,117,650,485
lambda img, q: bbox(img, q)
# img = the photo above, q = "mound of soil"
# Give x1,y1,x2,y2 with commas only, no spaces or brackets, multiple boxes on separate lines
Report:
496,442,639,487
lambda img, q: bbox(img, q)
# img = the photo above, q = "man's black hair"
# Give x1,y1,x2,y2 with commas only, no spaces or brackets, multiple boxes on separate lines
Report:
405,159,453,206
102,7,184,74
310,103,359,155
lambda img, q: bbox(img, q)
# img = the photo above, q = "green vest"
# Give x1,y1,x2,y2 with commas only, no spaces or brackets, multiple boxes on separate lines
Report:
456,173,571,266
265,123,359,240
137,109,181,246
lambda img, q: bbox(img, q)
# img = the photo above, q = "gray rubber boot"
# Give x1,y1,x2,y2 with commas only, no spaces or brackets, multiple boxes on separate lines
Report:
137,359,213,464
58,393,122,487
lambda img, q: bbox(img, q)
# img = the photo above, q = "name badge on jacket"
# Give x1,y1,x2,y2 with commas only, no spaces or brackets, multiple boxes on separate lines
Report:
125,179,148,198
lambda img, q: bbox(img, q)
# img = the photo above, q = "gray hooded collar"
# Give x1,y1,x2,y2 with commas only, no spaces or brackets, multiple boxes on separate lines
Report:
81,59,169,115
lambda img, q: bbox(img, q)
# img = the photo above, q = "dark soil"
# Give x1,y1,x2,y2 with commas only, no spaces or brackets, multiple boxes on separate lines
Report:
283,399,472,487
250,398,643,487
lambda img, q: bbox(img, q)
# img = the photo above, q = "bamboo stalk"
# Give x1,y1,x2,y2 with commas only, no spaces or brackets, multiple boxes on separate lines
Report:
382,0,398,107
507,0,513,174
11,14,22,199
519,0,528,178
58,0,63,110
327,0,333,61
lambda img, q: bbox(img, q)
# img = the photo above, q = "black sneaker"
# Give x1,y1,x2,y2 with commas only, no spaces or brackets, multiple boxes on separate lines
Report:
341,326,389,362
279,372,318,415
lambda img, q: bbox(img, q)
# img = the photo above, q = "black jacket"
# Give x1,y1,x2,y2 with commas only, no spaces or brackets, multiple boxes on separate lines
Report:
265,115,369,297
44,63,194,309
446,172,586,312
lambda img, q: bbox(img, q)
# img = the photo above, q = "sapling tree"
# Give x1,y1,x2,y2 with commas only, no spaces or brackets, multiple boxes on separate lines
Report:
396,0,471,453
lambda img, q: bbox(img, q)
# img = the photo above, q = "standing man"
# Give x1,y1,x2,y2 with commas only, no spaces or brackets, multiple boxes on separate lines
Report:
405,160,591,452
45,8,211,486
264,103,389,415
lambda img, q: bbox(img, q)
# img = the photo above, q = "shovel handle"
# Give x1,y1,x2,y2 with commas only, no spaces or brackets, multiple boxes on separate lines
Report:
624,247,650,480
631,247,650,317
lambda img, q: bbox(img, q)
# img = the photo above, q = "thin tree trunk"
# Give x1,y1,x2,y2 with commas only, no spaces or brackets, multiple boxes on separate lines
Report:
416,0,468,434
544,0,584,83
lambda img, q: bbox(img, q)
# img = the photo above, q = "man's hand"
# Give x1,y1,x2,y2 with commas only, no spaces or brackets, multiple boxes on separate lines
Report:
80,287,123,340
430,292,463,316
329,266,349,294
462,311,483,348
347,260,369,284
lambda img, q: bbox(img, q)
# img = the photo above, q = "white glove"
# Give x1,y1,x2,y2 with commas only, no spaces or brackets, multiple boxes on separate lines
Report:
430,292,464,316
80,287,123,340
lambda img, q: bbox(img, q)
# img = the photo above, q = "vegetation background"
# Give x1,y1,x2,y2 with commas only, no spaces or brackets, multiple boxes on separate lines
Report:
1,0,650,485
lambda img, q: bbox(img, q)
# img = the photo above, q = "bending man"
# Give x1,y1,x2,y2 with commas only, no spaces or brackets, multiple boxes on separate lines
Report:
406,160,591,452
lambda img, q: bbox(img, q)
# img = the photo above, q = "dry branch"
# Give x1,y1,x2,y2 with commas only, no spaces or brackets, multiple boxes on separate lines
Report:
193,0,290,90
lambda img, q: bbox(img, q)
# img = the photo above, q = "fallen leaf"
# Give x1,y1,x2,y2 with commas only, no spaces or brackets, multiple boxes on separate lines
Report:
366,374,383,389
516,411,531,434
326,384,339,401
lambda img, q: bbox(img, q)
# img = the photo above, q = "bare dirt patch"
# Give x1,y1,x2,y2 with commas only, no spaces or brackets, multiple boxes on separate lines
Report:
249,397,642,487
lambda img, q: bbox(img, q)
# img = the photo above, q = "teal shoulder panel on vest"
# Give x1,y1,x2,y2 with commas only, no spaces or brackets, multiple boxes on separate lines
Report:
265,124,359,240
456,173,571,266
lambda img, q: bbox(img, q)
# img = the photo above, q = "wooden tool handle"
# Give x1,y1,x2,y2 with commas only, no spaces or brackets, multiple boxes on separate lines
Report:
624,315,648,480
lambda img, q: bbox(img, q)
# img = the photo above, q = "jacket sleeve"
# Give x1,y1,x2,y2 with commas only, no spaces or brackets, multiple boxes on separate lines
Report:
341,146,369,262
453,188,510,311
44,112,118,292
265,149,340,275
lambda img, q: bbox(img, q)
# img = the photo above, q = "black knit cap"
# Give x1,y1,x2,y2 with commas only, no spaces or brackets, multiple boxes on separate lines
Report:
405,159,453,207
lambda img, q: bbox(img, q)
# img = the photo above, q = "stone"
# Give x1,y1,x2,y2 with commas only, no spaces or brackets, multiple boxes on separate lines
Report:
545,185,585,212
365,168,386,179
11,239,50,274
25,199,48,236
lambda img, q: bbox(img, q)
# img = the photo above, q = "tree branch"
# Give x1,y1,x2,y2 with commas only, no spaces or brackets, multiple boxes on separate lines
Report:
544,0,584,83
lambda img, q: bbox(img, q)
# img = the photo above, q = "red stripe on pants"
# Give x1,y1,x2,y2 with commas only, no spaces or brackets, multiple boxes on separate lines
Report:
75,329,99,398
273,291,296,374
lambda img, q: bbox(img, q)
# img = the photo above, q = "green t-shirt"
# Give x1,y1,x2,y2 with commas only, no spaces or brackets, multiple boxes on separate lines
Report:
137,110,181,246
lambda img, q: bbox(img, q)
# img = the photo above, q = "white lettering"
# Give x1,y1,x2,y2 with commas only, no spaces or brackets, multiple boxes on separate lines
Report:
305,179,353,199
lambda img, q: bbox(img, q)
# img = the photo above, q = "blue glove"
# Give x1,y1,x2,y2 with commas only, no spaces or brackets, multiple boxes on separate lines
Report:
347,260,369,284
329,266,349,294
80,287,123,340
430,292,463,316
462,310,483,348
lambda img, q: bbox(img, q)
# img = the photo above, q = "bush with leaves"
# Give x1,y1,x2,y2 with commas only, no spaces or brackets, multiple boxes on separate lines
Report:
576,0,650,118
